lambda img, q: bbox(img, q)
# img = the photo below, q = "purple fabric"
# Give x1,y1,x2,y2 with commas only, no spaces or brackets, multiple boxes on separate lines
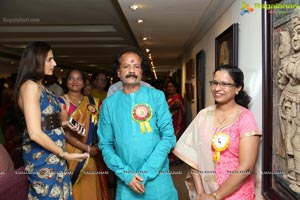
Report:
0,166,28,200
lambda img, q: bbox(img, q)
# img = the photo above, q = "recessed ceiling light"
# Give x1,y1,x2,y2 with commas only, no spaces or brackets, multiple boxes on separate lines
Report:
88,64,98,67
130,5,139,11
143,37,147,41
137,19,144,23
146,48,150,53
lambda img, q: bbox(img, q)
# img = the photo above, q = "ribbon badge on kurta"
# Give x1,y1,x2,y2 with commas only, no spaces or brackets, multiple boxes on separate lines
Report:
211,131,230,163
132,104,153,133
87,104,98,125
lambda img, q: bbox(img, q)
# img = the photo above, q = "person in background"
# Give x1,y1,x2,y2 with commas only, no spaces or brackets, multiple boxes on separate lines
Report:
107,80,152,97
58,69,110,200
0,76,16,128
83,78,92,96
173,65,261,200
98,47,178,199
45,75,64,97
14,41,88,200
91,72,107,102
166,79,186,164
0,143,14,173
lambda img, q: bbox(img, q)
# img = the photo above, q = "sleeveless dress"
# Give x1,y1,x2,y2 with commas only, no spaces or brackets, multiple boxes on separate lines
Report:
22,87,73,200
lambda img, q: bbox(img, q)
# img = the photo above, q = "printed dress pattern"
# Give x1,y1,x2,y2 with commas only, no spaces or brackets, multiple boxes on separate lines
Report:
22,88,73,200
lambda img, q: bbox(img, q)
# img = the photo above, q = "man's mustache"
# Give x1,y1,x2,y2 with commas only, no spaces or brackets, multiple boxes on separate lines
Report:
125,74,138,78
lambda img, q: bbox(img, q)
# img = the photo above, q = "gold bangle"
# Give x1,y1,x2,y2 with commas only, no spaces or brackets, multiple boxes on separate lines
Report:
213,192,217,200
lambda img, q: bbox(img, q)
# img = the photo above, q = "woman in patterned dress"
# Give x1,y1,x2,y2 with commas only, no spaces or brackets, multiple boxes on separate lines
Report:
14,41,89,200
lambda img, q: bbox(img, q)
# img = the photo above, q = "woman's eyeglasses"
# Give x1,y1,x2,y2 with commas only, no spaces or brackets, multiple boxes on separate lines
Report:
209,80,237,88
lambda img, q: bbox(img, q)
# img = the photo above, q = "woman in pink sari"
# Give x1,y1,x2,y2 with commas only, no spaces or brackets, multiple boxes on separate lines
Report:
173,65,261,200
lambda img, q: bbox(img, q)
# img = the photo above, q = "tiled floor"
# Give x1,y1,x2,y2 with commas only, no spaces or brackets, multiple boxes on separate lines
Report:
170,162,190,199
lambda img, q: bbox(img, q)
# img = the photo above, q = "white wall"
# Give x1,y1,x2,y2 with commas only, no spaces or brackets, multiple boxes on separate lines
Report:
183,0,262,128
181,0,263,198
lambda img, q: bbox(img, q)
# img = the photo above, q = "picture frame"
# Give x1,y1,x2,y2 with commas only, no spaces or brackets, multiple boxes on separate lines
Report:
196,50,205,112
215,23,238,68
263,0,300,199
186,59,194,80
176,68,182,91
185,83,194,102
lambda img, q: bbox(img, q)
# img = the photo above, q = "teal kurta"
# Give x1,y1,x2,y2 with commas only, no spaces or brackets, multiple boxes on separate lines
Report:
98,86,178,200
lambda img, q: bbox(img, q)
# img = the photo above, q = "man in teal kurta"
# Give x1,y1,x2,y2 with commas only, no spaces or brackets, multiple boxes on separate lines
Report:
97,47,178,200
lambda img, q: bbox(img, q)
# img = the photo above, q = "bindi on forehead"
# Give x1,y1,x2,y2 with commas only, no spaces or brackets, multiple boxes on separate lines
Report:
130,59,135,63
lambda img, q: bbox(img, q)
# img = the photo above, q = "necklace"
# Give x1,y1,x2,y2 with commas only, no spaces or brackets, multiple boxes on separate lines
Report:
66,94,83,107
215,106,241,128
216,115,227,127
216,116,226,126
37,81,45,90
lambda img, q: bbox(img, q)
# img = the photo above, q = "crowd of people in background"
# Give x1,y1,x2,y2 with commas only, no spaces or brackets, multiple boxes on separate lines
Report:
0,41,261,200
0,43,186,200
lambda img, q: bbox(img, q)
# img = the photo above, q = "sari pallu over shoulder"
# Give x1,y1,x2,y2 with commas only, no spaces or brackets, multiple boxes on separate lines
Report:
59,95,100,186
172,105,219,196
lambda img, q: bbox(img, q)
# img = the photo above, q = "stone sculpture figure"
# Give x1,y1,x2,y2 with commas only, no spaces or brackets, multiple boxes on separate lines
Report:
278,14,300,193
219,40,230,66
278,30,292,90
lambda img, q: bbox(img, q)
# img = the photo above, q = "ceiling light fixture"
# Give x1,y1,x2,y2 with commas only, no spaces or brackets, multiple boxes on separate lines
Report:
146,48,150,53
142,37,147,41
137,19,144,23
130,5,139,11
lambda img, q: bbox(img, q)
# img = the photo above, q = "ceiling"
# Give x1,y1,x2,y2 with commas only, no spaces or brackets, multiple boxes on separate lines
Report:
0,0,234,79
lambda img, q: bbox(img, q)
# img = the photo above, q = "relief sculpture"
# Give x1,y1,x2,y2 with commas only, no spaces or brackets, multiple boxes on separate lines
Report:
278,14,300,193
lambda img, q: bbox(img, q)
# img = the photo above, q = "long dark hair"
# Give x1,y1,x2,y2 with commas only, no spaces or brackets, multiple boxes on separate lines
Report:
14,41,52,102
214,65,251,108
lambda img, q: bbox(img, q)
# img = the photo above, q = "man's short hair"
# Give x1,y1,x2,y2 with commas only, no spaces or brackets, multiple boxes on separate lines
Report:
112,47,147,71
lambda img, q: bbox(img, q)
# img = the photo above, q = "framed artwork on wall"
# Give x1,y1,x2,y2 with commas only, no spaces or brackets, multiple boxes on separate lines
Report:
263,0,300,199
186,59,194,80
215,23,238,68
185,83,194,102
196,50,205,112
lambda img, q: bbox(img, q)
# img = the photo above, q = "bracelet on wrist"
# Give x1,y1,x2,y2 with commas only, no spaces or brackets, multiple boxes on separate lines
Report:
58,151,66,158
